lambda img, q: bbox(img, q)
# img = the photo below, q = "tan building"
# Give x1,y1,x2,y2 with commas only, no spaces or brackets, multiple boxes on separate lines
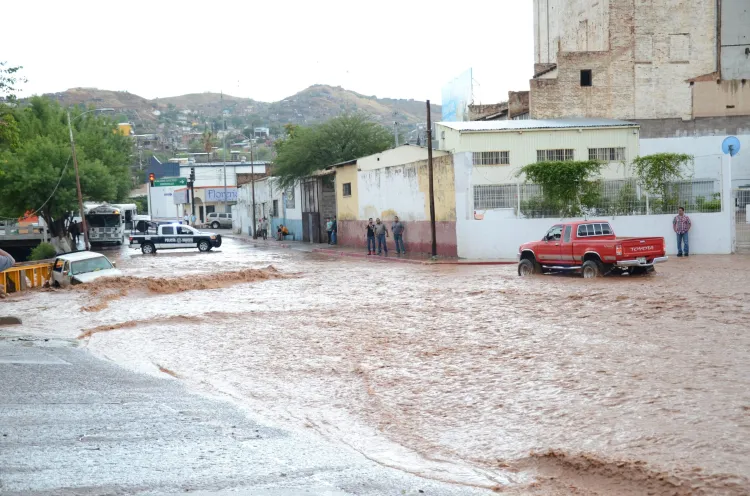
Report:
531,0,750,120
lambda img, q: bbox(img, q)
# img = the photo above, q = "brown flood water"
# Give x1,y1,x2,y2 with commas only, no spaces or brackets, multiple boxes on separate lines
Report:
4,240,750,495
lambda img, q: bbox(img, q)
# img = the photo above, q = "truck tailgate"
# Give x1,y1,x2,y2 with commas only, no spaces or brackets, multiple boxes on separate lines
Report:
619,237,665,259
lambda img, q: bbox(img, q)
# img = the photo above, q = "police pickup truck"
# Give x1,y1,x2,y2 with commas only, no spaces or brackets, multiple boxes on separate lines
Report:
128,223,222,254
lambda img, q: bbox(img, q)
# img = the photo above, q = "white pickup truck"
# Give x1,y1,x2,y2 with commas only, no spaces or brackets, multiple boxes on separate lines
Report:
128,223,222,254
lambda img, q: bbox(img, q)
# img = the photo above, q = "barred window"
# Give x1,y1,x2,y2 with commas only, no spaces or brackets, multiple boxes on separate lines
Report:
577,223,613,237
589,147,625,162
473,184,517,209
536,149,574,162
472,151,510,166
342,183,352,197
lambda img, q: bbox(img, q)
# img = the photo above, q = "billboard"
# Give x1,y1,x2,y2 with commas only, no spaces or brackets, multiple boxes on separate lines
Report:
441,68,473,122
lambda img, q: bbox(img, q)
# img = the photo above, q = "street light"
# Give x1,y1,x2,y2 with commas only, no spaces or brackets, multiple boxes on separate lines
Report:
66,107,115,251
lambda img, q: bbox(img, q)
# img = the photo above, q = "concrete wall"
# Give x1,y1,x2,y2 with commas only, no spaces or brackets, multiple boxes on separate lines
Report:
453,152,734,259
337,155,458,256
531,0,718,121
721,0,750,80
693,80,750,118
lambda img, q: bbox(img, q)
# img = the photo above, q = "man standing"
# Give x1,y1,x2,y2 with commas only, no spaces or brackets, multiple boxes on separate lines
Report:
374,218,388,255
69,220,80,249
190,213,197,227
325,217,333,245
392,216,405,255
260,218,268,240
331,216,338,245
365,218,376,255
184,213,190,225
673,206,691,257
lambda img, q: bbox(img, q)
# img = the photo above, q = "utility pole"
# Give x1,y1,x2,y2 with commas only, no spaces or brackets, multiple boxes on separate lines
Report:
393,121,399,147
426,100,436,258
251,144,257,239
67,110,90,251
223,134,228,213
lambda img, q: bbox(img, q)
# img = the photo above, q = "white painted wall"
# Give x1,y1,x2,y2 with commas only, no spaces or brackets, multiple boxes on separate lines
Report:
453,152,734,259
640,135,750,187
233,179,302,235
358,166,427,221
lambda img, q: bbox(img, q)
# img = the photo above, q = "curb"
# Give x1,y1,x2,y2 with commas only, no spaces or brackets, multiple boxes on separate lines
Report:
225,235,516,266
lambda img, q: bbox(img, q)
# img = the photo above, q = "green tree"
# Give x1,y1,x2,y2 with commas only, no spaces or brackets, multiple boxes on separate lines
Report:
273,114,393,187
0,62,26,102
632,153,693,213
517,160,603,217
0,97,133,237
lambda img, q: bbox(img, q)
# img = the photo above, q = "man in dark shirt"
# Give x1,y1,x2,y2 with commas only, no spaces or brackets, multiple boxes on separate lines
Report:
365,218,376,255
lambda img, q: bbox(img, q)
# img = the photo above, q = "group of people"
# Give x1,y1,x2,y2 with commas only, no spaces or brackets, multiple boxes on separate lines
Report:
68,219,82,246
365,216,405,255
325,217,338,245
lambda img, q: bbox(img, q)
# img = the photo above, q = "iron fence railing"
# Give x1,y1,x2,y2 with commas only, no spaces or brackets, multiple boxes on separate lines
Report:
473,178,722,218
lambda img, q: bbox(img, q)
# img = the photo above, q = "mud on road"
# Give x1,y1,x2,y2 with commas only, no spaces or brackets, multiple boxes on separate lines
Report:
4,240,750,495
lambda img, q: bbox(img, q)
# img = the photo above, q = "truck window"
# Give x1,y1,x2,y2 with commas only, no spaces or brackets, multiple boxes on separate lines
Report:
602,223,612,234
162,226,174,235
563,225,572,243
545,225,563,240
594,224,603,235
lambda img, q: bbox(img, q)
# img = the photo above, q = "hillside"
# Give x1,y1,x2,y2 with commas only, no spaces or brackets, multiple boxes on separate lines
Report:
41,85,441,133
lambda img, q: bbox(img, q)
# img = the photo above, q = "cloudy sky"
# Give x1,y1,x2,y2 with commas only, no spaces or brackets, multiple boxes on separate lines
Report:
5,0,533,104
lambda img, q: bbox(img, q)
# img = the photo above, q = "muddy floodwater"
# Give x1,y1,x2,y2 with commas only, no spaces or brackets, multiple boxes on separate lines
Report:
4,238,750,495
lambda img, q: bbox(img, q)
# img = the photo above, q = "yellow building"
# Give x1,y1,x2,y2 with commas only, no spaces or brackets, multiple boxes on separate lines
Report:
117,122,133,136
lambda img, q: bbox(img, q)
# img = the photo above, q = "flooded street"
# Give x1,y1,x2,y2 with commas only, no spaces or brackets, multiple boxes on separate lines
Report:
4,238,750,495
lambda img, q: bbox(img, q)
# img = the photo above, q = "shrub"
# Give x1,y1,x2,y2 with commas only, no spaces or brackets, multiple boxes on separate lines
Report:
29,242,57,261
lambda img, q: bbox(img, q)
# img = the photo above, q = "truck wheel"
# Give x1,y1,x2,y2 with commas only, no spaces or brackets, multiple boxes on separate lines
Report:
629,266,655,276
518,259,538,277
582,260,603,278
198,240,211,252
214,235,222,248
211,221,220,229
141,243,156,255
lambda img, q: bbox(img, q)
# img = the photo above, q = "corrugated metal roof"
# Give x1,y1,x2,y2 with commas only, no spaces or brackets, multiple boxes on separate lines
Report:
437,118,639,132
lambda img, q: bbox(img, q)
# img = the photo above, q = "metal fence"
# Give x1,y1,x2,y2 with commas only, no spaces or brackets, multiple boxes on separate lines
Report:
473,178,722,218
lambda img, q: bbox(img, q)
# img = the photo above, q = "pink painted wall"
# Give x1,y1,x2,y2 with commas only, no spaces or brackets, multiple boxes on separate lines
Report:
338,220,457,257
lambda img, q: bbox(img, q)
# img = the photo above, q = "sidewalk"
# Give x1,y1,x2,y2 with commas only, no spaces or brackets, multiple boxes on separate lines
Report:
225,233,515,265
0,333,486,495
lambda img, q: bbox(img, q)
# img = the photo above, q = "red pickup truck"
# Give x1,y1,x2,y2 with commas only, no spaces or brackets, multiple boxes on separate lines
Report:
518,221,668,278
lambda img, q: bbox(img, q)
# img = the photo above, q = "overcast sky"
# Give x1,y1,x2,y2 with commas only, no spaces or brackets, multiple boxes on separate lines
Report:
6,0,533,105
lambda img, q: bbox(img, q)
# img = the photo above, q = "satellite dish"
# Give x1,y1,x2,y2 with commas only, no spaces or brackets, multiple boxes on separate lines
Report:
722,136,741,156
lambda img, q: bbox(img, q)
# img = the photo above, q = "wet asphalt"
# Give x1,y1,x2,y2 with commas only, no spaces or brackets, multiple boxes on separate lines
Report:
0,335,486,496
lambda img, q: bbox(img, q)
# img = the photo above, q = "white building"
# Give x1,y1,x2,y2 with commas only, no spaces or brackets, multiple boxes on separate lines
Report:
233,178,302,238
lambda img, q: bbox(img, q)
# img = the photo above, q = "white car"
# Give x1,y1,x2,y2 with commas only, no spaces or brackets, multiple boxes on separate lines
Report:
51,252,122,287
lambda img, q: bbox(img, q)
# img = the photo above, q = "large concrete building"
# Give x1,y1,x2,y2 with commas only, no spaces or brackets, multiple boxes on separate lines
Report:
531,0,750,186
531,0,750,120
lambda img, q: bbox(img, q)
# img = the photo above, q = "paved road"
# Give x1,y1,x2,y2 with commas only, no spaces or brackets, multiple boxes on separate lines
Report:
0,334,487,496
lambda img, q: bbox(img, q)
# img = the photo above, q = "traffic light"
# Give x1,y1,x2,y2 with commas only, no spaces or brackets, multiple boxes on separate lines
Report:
149,173,155,186
190,167,195,182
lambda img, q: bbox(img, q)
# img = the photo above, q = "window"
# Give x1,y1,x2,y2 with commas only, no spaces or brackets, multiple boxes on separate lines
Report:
473,184,517,210
563,225,572,243
545,226,563,241
589,147,626,162
580,69,592,87
343,182,352,197
219,213,228,218
576,223,613,237
472,151,510,166
162,226,174,235
537,149,574,162
272,199,279,217
176,226,195,235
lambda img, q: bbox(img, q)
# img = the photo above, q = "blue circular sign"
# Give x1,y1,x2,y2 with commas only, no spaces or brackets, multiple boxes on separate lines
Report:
722,136,741,156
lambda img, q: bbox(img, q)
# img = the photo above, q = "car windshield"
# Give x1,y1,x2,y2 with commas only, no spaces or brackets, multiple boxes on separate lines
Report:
70,256,113,275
